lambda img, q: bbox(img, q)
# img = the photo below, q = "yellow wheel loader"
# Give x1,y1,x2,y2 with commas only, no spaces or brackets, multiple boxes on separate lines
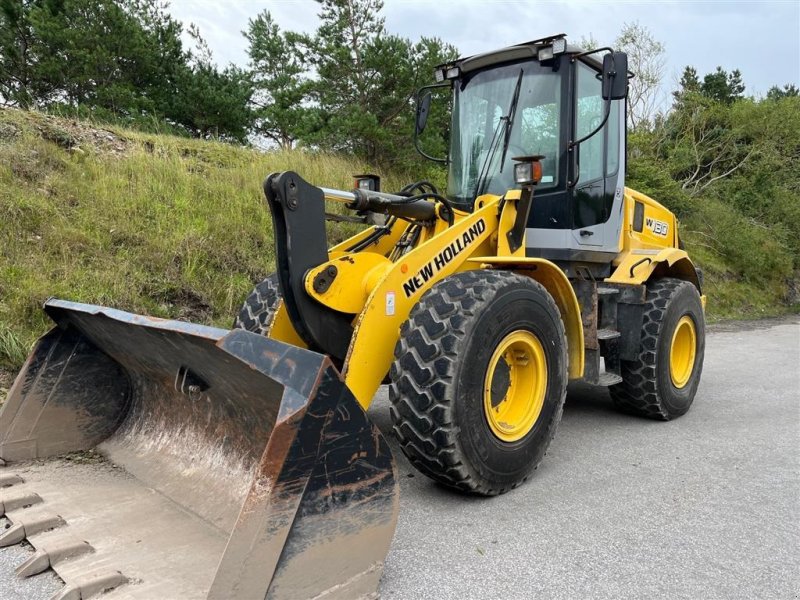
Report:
0,35,705,599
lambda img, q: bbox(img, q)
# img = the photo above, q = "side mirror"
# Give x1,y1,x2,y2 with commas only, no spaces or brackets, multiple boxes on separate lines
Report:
416,92,432,135
413,84,449,164
602,52,628,100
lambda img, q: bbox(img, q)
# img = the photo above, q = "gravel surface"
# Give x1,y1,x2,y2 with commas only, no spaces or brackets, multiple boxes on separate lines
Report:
0,318,797,600
377,318,800,599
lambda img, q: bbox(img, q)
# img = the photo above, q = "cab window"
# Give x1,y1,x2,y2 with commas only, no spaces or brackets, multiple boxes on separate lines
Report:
575,62,604,184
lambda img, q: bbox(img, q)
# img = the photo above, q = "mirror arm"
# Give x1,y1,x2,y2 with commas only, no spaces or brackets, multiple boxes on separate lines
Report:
572,46,614,61
568,96,612,189
570,95,613,151
414,83,451,165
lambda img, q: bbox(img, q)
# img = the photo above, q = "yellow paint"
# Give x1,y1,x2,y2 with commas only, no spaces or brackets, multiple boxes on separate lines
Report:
495,189,526,258
328,218,407,257
608,188,701,290
266,303,307,348
305,253,393,314
607,247,694,284
266,217,408,346
483,330,547,442
467,256,584,380
670,315,697,388
343,202,500,407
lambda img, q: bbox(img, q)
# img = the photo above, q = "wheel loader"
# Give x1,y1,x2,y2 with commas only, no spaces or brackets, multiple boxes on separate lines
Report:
0,35,705,599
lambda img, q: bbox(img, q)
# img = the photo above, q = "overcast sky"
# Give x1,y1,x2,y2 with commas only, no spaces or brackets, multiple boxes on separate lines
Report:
170,0,800,101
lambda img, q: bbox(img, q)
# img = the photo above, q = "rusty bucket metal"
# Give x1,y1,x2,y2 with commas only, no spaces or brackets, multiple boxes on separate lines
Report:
0,299,398,600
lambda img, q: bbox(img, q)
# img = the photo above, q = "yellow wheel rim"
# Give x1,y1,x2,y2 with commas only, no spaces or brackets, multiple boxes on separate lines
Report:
670,315,697,389
483,330,548,443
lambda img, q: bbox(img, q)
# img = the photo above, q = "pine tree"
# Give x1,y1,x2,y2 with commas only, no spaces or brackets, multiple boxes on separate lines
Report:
307,0,456,165
767,83,799,100
245,10,312,149
672,66,701,109
701,66,745,103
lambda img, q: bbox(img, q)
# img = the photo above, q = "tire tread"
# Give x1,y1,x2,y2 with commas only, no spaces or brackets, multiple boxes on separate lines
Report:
389,270,567,496
233,274,281,335
609,277,697,420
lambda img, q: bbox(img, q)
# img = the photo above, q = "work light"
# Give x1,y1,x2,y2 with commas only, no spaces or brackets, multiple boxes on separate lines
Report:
538,37,567,61
513,157,543,186
353,174,380,192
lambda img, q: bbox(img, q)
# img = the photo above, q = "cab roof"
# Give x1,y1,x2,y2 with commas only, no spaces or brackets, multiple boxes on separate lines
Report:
446,34,601,74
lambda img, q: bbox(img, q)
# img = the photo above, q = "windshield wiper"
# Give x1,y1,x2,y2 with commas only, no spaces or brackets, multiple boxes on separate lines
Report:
500,69,524,171
474,68,524,197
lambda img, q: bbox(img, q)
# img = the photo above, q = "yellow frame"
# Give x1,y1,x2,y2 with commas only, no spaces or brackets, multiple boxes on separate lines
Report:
266,185,698,409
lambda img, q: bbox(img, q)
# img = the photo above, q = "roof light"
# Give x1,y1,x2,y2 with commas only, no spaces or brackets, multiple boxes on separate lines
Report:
434,68,445,83
446,66,461,79
538,38,567,62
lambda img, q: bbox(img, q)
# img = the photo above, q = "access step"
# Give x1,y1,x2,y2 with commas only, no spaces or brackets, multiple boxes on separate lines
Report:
597,328,621,341
597,286,620,297
597,372,623,386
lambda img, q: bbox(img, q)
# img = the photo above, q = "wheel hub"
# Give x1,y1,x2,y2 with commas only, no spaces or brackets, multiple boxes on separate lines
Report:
669,315,697,388
483,330,547,442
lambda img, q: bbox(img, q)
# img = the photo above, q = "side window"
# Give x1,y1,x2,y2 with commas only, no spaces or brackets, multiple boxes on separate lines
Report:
575,62,604,184
520,100,560,186
607,99,620,176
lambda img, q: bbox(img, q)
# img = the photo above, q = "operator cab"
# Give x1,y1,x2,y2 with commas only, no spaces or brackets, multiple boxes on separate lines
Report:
418,34,628,277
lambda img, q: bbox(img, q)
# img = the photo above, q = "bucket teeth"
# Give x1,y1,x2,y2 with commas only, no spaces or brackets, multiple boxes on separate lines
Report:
0,513,65,547
0,491,42,515
0,473,23,487
49,570,128,600
16,539,94,578
16,549,52,578
0,523,25,546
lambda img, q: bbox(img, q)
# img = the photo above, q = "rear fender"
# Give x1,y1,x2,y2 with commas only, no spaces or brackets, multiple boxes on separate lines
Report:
608,248,702,292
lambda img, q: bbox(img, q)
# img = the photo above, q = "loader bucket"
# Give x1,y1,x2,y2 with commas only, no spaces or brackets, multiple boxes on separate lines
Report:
0,299,398,600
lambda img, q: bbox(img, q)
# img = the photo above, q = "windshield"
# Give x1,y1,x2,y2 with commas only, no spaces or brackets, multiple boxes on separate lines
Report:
447,62,562,208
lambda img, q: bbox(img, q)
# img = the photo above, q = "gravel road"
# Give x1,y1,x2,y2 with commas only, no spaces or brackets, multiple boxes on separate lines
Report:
0,317,797,599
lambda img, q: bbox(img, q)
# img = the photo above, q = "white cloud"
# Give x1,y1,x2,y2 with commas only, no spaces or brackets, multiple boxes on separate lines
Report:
169,0,800,96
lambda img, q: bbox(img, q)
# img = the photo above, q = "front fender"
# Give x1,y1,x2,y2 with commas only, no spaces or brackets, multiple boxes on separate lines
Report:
467,257,584,380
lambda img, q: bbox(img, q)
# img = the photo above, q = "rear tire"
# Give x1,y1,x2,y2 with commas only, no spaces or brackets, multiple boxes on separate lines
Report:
389,270,568,496
609,277,705,420
233,274,282,335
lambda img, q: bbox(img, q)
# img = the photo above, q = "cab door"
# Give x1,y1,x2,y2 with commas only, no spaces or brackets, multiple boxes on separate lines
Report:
571,61,620,248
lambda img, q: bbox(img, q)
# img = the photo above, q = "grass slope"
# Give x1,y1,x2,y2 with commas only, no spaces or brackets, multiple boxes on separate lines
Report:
0,108,406,367
0,108,796,368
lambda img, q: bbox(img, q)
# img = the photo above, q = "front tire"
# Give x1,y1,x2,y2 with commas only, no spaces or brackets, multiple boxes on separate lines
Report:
389,270,568,496
233,273,282,335
609,277,705,420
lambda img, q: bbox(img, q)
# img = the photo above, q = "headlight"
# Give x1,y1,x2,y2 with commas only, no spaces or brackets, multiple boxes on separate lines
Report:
513,158,543,186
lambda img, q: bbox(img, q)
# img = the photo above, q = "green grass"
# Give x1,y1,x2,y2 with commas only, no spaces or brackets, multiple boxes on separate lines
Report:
0,107,795,368
679,196,799,323
682,236,796,322
0,108,408,367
